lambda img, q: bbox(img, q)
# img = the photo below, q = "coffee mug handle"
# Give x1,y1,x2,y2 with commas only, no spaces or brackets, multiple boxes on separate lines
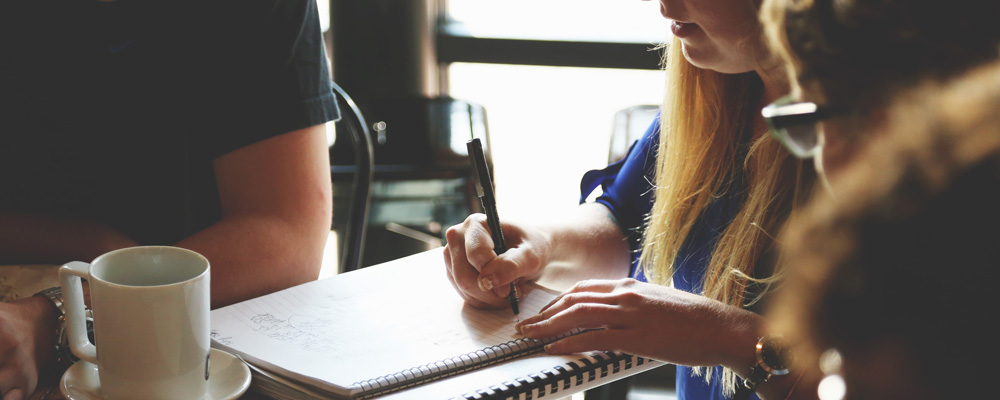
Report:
59,261,98,364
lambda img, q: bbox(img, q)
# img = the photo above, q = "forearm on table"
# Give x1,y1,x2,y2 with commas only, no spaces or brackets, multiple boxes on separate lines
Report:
175,212,329,309
0,214,138,265
535,203,631,287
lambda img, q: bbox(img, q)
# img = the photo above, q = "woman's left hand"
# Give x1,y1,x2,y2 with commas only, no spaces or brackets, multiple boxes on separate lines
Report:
514,278,761,370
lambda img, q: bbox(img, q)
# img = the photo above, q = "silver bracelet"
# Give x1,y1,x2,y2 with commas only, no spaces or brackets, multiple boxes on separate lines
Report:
34,286,92,370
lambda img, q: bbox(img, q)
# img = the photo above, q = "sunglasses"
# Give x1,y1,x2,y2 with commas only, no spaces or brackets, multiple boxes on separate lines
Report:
762,95,837,159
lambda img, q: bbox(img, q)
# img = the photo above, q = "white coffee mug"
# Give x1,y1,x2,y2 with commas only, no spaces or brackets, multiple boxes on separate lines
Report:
60,246,211,400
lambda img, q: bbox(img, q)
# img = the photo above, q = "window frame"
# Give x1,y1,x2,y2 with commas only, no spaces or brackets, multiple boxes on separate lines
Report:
435,0,663,72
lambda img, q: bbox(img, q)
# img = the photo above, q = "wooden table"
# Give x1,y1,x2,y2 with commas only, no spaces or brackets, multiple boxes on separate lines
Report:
10,250,633,400
0,264,60,303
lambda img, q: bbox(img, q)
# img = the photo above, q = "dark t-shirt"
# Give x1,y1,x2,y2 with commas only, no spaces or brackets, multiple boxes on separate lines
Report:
0,0,339,244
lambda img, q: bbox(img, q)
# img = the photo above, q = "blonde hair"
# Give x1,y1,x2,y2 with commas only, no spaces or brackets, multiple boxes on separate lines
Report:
638,36,813,395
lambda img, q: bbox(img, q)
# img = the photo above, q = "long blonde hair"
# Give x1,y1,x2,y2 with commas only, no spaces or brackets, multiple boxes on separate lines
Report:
638,36,813,394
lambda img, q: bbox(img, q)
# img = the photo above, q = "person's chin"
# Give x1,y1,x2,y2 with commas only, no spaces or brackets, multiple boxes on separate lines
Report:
679,43,748,74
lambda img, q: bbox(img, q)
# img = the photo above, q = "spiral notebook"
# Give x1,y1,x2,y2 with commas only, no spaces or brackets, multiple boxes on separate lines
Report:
210,249,664,399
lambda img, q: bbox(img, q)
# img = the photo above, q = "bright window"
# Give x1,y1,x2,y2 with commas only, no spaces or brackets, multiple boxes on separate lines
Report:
446,0,665,43
445,1,668,221
448,63,664,221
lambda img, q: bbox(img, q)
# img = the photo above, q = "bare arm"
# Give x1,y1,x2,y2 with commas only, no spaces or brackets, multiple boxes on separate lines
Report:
532,202,632,290
0,124,330,307
178,124,332,308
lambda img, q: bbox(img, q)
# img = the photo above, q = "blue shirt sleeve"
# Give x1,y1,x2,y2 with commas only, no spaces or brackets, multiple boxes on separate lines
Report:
579,115,660,277
578,115,759,400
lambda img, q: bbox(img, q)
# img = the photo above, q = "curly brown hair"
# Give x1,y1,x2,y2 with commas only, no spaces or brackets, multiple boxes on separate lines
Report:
771,61,1000,399
761,0,1000,114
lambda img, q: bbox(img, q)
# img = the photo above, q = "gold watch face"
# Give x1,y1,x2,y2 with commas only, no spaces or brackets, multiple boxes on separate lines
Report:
756,336,792,375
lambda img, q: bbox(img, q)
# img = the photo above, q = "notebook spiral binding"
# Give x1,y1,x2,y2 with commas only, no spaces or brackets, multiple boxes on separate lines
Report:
354,330,583,399
451,351,648,400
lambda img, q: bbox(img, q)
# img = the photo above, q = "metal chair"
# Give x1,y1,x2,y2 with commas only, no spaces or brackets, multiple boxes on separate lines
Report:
330,82,375,273
608,105,659,163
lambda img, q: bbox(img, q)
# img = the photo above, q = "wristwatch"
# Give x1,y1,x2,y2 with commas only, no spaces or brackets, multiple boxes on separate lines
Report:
741,335,792,396
34,286,93,370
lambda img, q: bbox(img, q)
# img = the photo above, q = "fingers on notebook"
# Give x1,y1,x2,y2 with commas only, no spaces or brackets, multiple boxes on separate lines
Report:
538,285,619,316
565,279,619,294
536,280,618,313
519,301,620,339
543,329,621,355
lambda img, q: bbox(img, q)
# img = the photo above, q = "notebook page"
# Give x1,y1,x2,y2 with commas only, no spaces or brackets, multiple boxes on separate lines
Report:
210,249,560,397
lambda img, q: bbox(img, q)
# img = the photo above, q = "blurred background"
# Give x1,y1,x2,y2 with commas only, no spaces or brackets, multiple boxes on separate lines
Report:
324,0,667,272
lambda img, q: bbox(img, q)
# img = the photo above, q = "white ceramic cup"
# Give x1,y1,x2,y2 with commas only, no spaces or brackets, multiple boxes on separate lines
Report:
60,246,211,400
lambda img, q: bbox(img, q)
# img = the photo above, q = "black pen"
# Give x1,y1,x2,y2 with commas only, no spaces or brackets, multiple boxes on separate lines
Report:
466,138,520,317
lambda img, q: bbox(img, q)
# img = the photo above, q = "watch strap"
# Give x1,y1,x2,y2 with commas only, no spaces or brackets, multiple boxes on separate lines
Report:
743,363,771,391
34,286,88,370
34,286,66,316
738,335,792,399
733,378,759,400
733,357,773,400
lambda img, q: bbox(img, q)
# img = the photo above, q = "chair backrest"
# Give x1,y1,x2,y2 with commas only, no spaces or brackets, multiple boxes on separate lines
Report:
608,105,659,163
330,82,374,273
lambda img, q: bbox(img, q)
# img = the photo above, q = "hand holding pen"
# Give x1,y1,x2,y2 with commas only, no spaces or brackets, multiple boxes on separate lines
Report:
466,138,520,317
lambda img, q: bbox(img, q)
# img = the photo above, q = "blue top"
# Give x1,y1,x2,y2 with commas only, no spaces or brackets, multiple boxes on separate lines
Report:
580,116,759,400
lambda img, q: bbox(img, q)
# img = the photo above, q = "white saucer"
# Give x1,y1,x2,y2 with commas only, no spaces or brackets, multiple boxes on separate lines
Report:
60,348,251,400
